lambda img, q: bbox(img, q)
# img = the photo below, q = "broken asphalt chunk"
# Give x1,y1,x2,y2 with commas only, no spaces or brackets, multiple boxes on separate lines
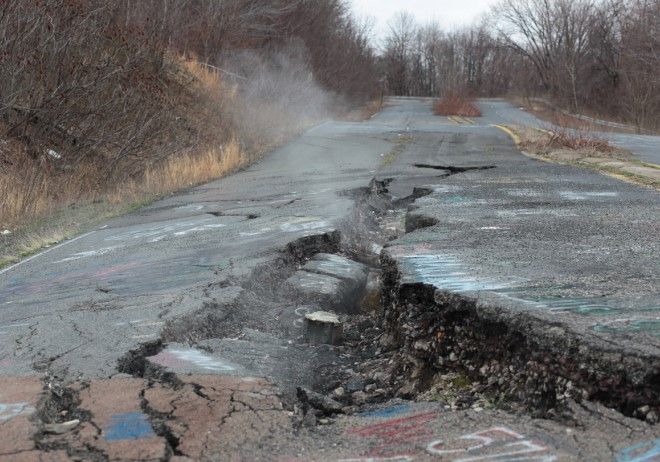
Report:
296,387,344,415
304,310,343,345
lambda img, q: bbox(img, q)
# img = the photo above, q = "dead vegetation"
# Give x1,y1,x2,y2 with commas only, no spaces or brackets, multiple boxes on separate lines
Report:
0,0,380,265
516,126,623,158
542,127,617,154
513,98,651,134
433,95,482,117
0,53,241,229
507,124,659,189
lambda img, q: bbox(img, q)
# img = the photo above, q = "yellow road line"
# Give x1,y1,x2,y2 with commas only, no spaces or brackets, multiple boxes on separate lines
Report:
458,116,475,125
491,124,521,145
641,162,660,170
448,116,459,125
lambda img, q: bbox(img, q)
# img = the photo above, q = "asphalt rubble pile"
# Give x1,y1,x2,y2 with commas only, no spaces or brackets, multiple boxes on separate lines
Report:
292,176,659,429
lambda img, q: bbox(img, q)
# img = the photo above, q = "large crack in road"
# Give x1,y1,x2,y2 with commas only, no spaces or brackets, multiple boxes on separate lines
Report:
1,97,658,461
23,166,658,460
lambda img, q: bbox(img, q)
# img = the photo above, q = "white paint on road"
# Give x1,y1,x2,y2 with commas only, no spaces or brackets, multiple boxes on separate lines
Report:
399,254,509,292
55,246,120,263
0,402,35,422
280,218,330,232
0,231,96,277
559,191,618,201
105,218,226,243
168,348,235,372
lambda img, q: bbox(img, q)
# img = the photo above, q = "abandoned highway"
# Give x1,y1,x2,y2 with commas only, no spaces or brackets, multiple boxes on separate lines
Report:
0,98,658,461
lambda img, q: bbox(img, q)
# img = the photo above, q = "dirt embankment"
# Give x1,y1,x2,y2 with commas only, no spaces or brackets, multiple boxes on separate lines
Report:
0,1,381,268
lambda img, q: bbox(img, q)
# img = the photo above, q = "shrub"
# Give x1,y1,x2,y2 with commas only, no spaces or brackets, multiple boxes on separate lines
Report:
543,127,615,153
433,94,482,117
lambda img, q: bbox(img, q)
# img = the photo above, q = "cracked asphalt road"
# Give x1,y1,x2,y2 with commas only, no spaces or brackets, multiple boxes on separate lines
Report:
478,98,660,165
0,97,658,461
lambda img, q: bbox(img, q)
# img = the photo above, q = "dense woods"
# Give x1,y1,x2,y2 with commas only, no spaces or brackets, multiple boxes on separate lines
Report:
0,0,379,234
382,0,659,130
0,0,378,173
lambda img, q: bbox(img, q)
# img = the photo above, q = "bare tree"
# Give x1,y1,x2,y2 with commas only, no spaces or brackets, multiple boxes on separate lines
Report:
383,12,417,95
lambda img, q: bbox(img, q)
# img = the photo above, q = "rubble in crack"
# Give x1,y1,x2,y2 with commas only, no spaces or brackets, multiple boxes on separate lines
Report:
373,251,660,423
304,310,342,345
286,253,368,314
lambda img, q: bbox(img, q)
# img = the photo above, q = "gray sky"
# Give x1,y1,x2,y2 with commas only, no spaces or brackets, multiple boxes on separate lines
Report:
350,0,500,43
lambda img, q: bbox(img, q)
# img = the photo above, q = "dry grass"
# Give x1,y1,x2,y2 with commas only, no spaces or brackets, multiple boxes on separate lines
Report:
0,56,255,266
543,127,616,153
0,139,248,266
508,123,658,189
434,94,482,117
180,58,222,91
0,154,98,230
0,56,244,228
511,97,649,134
109,139,246,203
515,125,622,158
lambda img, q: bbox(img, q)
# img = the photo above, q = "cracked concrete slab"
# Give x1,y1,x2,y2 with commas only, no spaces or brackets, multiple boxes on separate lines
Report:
285,270,355,313
303,254,369,288
0,377,44,459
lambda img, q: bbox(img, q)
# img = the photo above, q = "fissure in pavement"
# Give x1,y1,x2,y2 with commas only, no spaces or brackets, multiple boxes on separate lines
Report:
18,169,658,460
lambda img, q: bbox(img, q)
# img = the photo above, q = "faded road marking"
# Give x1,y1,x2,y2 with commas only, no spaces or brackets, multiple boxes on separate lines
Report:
0,402,35,422
559,191,618,201
280,217,330,233
150,348,236,373
351,411,438,457
0,231,95,276
615,439,660,462
105,218,225,243
427,427,556,461
491,124,521,145
398,254,508,292
592,317,660,337
55,246,119,263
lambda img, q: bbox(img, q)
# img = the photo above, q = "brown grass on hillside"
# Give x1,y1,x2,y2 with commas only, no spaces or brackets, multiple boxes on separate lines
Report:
433,94,482,117
0,140,247,231
0,57,248,233
110,140,245,204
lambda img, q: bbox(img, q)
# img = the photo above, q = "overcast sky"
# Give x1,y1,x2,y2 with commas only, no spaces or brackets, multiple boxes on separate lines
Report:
350,0,500,44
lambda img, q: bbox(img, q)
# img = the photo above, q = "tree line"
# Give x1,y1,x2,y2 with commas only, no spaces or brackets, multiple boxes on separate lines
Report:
382,0,659,129
0,0,379,175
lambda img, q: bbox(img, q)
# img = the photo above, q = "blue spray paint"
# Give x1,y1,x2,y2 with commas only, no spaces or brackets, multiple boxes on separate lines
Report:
615,439,660,462
105,412,155,441
495,289,621,316
359,404,412,418
399,255,507,292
